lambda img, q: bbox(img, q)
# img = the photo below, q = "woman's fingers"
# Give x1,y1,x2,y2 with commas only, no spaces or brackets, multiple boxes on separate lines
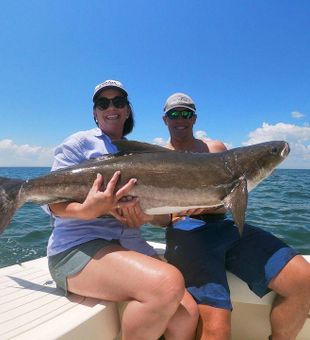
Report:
119,197,138,210
105,171,121,194
115,200,145,227
115,178,137,200
91,173,103,192
110,205,138,227
92,171,140,217
104,171,137,202
122,207,139,227
110,209,127,224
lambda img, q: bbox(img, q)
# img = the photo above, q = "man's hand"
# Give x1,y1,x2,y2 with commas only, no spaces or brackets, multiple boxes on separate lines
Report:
172,206,226,222
177,208,207,216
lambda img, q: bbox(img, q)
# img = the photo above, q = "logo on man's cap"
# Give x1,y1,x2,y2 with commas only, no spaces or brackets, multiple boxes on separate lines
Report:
164,92,196,113
171,95,192,105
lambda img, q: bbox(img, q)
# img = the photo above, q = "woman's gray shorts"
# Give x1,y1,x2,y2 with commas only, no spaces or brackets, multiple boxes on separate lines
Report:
48,239,118,294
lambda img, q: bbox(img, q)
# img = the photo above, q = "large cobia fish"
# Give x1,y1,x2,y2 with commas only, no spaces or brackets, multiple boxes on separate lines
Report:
0,140,289,235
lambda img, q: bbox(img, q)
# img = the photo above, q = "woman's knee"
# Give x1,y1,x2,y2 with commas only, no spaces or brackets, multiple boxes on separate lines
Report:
158,265,186,301
146,264,186,307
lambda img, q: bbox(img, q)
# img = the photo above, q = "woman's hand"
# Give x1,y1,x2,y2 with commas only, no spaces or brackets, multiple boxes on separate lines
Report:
112,199,171,228
80,171,138,219
49,171,138,220
111,198,152,227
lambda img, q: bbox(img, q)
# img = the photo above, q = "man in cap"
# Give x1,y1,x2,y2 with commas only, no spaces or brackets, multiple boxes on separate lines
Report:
163,93,225,154
162,92,310,340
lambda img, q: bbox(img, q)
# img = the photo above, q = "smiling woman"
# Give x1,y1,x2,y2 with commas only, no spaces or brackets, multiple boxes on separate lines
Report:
42,79,199,340
92,80,134,140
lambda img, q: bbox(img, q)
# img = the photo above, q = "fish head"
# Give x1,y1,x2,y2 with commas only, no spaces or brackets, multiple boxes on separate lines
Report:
246,140,289,190
227,141,290,192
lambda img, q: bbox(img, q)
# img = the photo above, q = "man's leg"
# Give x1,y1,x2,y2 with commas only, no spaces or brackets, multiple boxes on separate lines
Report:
165,219,235,340
196,305,231,340
225,222,309,339
268,255,310,340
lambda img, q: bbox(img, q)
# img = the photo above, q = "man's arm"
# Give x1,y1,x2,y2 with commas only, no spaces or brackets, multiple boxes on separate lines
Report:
206,140,227,153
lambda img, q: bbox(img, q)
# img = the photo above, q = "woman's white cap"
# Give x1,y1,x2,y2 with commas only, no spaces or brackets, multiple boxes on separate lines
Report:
93,79,128,101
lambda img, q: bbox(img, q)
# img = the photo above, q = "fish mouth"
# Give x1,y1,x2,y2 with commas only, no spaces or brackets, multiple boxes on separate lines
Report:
281,142,290,158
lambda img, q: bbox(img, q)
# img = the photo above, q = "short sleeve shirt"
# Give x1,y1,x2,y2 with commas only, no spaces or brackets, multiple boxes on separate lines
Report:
46,128,156,257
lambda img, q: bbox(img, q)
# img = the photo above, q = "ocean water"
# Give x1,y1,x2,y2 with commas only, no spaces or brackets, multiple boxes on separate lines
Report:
0,167,309,268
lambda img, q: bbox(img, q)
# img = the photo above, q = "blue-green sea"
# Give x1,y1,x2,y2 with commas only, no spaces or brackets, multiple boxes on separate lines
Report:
0,167,309,268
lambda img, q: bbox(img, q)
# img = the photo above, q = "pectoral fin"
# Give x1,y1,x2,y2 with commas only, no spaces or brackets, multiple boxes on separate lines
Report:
223,176,248,234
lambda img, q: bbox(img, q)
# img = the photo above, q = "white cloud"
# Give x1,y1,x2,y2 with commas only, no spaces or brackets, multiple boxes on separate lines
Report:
291,111,304,119
0,139,54,166
194,130,211,141
243,122,310,169
152,137,168,146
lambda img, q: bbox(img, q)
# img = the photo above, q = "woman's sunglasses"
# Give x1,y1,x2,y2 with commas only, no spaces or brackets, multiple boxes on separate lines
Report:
95,96,128,110
166,110,195,120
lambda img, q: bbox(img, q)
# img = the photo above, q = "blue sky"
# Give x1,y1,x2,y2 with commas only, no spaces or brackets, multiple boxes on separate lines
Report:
0,0,309,168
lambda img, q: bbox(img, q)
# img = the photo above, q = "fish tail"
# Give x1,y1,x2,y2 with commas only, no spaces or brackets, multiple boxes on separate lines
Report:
0,177,24,234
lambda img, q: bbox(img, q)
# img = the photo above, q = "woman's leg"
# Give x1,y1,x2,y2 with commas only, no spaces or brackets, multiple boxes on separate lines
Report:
164,290,199,340
67,244,192,340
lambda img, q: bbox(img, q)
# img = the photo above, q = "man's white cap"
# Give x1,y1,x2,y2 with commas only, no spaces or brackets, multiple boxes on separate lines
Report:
163,92,196,113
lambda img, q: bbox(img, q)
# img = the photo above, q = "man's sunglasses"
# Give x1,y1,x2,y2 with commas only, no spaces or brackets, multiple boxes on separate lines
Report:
166,110,195,120
95,96,128,110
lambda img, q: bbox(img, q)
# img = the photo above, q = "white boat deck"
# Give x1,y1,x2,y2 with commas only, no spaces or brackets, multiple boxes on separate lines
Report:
0,242,309,340
0,256,120,340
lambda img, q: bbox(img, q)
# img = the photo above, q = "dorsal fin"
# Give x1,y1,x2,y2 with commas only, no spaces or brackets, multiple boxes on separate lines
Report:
113,140,172,154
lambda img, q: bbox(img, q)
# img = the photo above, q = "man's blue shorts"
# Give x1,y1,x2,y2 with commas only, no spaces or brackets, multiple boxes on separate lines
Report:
165,215,298,310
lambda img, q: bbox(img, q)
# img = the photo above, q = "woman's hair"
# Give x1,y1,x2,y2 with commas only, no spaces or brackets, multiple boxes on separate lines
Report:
123,102,134,136
93,98,135,137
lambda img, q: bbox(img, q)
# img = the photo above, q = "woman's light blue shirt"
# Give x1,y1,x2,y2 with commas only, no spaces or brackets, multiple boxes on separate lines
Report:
46,128,156,257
